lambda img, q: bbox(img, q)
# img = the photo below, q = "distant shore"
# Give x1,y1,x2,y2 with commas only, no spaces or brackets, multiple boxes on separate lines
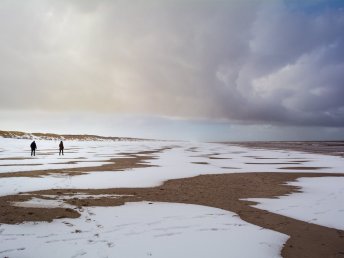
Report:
223,141,344,156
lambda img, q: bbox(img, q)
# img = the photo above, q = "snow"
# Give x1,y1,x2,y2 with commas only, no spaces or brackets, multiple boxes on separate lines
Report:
1,138,344,256
11,195,132,208
0,202,288,258
12,197,74,209
1,138,344,175
39,193,134,200
0,143,343,197
245,177,344,230
0,138,167,173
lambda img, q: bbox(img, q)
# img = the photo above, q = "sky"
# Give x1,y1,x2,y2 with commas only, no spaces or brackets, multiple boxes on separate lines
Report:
0,0,344,141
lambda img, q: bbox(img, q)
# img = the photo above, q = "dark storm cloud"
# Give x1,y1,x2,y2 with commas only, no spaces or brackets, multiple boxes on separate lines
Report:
0,0,343,126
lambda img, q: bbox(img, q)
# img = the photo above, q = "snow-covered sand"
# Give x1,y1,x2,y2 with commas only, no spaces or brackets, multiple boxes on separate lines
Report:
1,137,344,257
0,138,166,173
1,138,343,175
0,140,343,197
246,176,344,230
0,202,288,258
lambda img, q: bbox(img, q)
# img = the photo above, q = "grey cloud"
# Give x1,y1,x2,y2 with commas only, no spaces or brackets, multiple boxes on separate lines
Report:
0,0,343,127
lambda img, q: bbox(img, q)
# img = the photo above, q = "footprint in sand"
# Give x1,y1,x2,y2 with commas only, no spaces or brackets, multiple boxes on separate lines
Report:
154,232,182,238
71,250,87,258
107,242,115,248
62,221,74,227
0,247,25,255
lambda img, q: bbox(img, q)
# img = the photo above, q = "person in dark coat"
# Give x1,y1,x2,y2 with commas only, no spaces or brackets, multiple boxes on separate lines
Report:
30,141,37,156
59,141,64,155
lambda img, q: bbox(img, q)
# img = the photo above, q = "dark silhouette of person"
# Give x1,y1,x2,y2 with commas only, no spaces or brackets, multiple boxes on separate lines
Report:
59,141,64,155
30,141,37,156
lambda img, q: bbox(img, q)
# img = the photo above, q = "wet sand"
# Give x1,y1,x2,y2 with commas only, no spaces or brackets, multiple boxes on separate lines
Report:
228,141,344,157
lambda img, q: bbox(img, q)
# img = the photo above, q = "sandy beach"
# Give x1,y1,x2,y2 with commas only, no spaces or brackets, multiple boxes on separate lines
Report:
0,139,344,257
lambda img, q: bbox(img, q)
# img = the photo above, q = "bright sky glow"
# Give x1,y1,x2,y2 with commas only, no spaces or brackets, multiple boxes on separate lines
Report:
1,0,343,140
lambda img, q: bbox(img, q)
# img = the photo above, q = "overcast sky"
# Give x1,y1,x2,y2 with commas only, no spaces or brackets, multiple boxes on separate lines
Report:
1,0,344,141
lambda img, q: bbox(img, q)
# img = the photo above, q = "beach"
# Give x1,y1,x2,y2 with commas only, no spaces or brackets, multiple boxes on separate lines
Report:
0,137,343,257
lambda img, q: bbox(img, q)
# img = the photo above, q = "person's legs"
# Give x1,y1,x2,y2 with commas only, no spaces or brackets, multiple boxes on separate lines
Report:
31,149,33,156
33,149,35,156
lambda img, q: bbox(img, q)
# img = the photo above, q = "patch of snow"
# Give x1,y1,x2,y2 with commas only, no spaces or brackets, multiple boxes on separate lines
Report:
12,197,74,209
0,202,288,258
39,194,133,200
245,177,344,230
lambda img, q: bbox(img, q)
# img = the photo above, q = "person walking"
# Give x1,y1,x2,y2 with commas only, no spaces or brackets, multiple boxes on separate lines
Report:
59,141,64,155
30,141,37,156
